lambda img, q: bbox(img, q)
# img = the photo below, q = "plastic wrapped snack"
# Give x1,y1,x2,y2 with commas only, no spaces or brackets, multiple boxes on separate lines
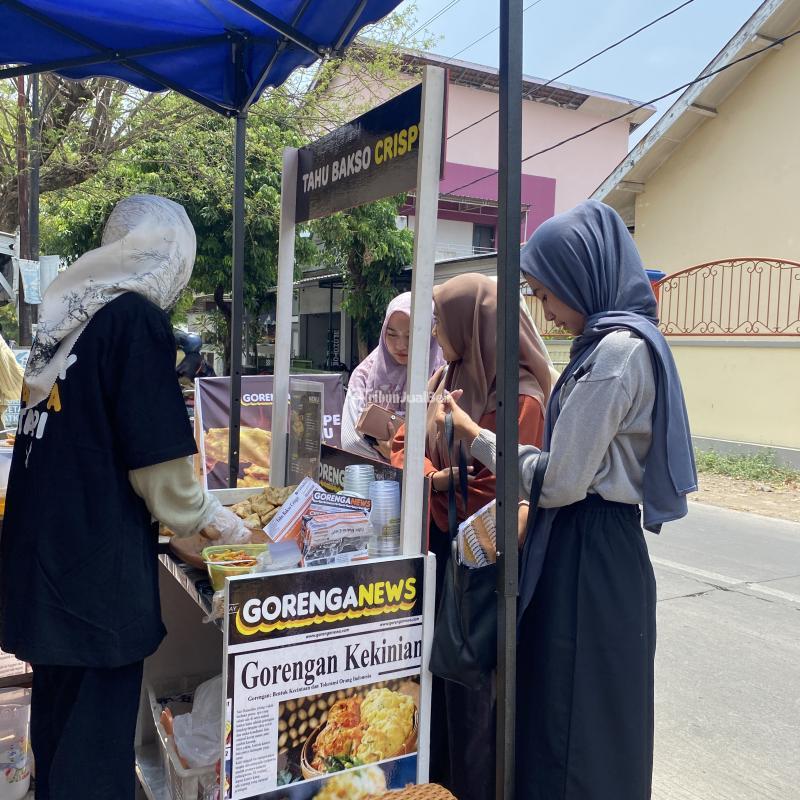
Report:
301,490,372,567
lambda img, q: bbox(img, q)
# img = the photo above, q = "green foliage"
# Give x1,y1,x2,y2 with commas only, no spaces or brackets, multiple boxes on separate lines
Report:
313,196,413,352
695,449,800,485
168,289,197,326
0,76,203,232
28,2,432,359
40,92,313,316
0,305,19,343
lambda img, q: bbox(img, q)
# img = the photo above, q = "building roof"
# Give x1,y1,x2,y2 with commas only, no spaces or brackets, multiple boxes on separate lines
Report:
396,48,656,127
593,0,800,225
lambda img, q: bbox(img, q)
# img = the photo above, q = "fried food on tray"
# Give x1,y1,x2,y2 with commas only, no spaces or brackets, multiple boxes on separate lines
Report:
261,506,281,525
230,500,252,516
264,484,296,505
227,484,299,528
251,494,276,516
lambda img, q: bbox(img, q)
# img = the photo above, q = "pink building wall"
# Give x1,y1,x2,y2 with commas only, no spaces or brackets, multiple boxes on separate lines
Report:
322,63,643,239
444,83,632,216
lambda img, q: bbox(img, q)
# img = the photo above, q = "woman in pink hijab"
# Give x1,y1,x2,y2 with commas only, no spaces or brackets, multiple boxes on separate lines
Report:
341,292,444,461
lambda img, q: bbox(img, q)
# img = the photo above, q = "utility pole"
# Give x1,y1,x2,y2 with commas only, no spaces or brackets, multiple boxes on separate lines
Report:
16,75,33,346
29,73,40,326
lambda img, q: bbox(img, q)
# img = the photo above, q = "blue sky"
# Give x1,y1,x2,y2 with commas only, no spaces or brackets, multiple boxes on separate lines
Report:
405,0,764,144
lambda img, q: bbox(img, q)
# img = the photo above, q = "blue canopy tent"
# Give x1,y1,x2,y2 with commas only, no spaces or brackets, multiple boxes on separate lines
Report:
0,0,404,485
0,2,525,796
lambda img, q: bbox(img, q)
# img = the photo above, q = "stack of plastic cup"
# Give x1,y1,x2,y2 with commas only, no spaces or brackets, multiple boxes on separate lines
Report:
342,464,376,498
368,480,401,557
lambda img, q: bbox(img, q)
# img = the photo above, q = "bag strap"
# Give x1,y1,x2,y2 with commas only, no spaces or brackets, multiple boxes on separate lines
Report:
522,451,550,546
444,411,470,540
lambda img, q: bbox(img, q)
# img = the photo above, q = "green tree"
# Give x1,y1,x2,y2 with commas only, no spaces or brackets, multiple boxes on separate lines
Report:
33,3,434,368
0,76,199,232
40,91,316,369
313,196,413,360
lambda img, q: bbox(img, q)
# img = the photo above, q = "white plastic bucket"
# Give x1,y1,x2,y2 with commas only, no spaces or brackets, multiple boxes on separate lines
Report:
0,448,13,494
0,689,31,800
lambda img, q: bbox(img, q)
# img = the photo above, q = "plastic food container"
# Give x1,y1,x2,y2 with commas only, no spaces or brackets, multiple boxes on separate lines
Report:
202,544,268,590
0,688,31,800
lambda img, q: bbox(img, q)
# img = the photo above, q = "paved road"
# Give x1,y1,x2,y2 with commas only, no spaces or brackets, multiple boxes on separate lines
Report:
648,502,800,799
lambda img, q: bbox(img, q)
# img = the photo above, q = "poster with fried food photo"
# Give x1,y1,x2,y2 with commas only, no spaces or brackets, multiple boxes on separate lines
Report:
222,556,430,800
195,375,345,490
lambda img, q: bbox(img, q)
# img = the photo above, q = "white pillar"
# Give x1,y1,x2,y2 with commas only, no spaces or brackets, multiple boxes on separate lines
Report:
271,147,298,488
400,66,445,555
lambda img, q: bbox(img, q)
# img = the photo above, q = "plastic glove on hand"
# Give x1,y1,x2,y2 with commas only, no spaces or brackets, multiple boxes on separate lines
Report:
200,501,252,544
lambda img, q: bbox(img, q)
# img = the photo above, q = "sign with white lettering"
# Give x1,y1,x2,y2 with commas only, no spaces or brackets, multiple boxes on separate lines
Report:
296,83,444,222
222,556,426,800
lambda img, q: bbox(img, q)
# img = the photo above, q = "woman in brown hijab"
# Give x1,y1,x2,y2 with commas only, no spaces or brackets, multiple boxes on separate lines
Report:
391,272,552,800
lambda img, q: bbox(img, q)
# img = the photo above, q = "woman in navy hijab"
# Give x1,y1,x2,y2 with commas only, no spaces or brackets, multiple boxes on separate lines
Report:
440,200,696,798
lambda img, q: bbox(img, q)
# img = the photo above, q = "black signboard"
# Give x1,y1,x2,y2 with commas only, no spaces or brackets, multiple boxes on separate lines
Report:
318,443,402,491
223,557,426,798
226,556,425,646
287,378,324,485
296,84,427,222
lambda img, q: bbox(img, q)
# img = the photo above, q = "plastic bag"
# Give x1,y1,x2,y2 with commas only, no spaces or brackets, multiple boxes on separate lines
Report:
202,591,226,624
172,676,222,769
253,541,301,573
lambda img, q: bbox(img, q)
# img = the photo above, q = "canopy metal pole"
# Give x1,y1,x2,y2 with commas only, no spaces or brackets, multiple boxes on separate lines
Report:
270,147,298,488
228,111,247,488
29,74,40,267
496,0,523,797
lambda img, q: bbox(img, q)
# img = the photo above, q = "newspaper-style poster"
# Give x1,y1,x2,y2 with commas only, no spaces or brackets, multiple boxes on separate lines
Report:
194,375,344,490
222,557,425,800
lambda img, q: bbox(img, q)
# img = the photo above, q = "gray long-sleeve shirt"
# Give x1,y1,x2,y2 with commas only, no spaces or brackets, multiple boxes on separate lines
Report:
471,330,655,507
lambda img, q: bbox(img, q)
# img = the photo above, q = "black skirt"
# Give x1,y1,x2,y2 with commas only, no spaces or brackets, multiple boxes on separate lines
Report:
517,495,657,800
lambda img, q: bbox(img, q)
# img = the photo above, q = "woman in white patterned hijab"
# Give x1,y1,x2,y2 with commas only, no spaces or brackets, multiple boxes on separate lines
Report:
24,195,196,409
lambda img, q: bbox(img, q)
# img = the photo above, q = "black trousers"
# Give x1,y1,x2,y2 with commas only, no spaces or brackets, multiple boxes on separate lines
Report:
31,661,144,800
428,523,497,800
517,496,657,800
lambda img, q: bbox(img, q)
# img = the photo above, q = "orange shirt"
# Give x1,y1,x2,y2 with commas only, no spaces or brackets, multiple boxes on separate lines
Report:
391,395,544,532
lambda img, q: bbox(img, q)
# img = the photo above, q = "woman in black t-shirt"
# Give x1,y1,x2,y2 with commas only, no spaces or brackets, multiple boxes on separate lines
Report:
0,196,251,800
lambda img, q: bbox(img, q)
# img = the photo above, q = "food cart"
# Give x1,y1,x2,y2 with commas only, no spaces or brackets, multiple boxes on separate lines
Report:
140,70,446,798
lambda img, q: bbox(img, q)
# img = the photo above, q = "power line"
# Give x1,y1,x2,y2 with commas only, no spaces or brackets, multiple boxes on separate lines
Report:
408,0,466,39
443,0,546,64
442,28,799,198
447,0,697,141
